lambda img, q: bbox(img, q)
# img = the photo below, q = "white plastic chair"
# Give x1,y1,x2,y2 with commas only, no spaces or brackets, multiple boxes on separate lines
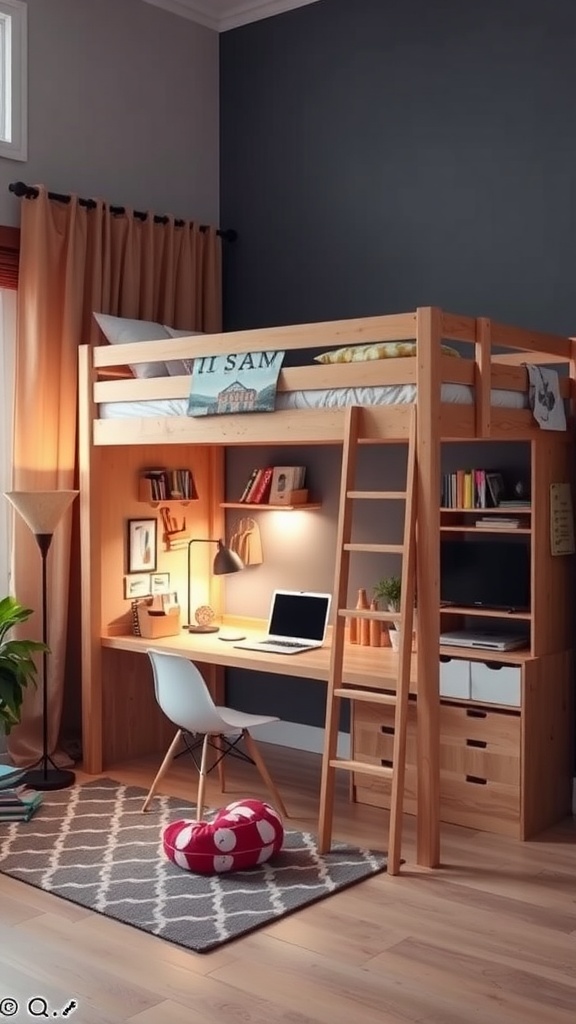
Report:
142,649,288,819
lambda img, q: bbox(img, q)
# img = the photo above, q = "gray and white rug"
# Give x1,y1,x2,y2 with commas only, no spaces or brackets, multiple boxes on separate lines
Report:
0,778,387,952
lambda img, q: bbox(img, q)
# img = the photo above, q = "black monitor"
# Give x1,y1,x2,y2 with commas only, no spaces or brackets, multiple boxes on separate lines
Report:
440,539,530,612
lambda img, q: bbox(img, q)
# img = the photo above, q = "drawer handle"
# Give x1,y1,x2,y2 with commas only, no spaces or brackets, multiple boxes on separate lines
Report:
380,725,394,735
381,759,393,769
466,708,487,719
466,774,487,785
466,738,487,749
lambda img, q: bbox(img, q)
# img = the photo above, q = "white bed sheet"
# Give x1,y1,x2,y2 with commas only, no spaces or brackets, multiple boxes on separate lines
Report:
99,383,527,419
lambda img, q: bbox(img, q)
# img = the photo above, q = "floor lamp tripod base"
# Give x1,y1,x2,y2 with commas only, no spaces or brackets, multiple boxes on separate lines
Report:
24,765,76,791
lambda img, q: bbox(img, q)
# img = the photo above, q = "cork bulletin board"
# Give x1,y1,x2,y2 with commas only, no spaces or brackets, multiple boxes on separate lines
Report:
550,483,575,556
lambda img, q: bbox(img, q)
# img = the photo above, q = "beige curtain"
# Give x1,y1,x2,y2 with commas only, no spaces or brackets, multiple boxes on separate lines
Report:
9,187,222,766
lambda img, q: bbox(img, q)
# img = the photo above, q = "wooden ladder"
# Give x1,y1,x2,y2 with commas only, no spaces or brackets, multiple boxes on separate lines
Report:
318,404,418,876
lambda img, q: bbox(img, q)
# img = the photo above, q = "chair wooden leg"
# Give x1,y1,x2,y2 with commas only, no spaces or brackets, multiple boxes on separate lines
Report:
215,733,226,795
242,729,289,819
196,734,210,821
142,729,183,812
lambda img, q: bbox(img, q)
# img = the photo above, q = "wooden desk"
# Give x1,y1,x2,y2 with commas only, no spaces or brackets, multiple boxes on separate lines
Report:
102,626,418,692
91,624,424,858
97,626,416,767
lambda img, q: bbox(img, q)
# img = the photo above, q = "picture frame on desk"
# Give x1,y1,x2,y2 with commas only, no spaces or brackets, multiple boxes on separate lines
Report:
150,572,171,595
127,518,157,573
123,573,151,600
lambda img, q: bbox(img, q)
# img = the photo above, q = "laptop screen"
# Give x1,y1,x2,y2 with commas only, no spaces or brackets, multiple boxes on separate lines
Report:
268,590,331,642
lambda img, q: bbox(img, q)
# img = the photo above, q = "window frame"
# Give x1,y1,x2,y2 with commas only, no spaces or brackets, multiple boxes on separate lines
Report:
0,0,27,162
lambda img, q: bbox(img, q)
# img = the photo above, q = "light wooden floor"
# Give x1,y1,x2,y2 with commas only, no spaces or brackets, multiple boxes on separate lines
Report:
1,744,575,1024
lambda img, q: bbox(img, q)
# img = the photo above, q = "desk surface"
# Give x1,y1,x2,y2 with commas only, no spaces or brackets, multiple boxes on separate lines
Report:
102,625,418,693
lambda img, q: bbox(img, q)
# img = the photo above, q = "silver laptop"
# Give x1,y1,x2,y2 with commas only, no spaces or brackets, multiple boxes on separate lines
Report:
440,630,527,652
234,590,332,655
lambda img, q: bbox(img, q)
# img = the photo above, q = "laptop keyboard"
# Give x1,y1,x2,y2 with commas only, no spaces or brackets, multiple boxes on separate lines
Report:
265,639,309,649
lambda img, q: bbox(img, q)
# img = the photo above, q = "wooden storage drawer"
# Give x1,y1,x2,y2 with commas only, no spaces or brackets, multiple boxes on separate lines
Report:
438,704,521,835
352,700,521,835
352,702,418,814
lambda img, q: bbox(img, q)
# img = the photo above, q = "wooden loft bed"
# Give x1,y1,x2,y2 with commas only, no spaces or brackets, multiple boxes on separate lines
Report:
82,306,575,446
78,307,575,869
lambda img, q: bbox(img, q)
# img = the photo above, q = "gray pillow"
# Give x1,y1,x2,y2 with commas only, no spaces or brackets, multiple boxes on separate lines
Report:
163,326,204,376
93,312,170,378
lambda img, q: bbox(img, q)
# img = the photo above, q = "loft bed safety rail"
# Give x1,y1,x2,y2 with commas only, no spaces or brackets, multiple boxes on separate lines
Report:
80,307,576,446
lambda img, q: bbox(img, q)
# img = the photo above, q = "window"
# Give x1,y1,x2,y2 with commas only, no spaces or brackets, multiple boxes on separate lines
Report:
0,0,26,161
0,286,16,598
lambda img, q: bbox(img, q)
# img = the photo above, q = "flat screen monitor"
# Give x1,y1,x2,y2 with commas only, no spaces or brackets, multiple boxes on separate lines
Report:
440,539,530,612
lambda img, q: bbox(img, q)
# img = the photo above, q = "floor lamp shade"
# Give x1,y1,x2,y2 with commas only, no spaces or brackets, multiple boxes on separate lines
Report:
5,490,78,533
4,489,79,791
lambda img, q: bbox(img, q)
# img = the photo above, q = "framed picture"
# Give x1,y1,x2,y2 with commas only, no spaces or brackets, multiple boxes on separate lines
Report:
150,572,171,595
486,472,505,507
123,574,151,600
127,518,157,573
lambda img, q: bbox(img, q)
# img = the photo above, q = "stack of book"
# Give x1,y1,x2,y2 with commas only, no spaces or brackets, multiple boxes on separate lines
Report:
474,516,521,529
0,786,43,822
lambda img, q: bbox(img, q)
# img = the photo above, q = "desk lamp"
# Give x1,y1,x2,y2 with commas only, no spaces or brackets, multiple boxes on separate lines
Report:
185,537,244,633
4,489,79,790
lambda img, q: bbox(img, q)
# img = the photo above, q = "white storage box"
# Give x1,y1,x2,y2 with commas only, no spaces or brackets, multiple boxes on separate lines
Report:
439,657,471,699
470,661,521,707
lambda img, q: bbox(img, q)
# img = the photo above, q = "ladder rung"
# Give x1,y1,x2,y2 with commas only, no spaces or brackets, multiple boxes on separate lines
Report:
347,490,407,500
333,688,398,705
338,608,402,621
344,543,405,554
329,758,394,779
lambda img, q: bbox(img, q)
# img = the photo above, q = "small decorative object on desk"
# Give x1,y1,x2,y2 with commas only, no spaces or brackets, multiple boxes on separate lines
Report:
349,588,369,645
188,604,218,634
369,599,381,647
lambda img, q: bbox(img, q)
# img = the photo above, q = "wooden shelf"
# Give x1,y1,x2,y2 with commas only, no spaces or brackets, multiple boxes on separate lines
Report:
440,604,531,620
440,526,531,534
441,506,532,514
221,501,322,511
439,645,532,664
138,467,197,506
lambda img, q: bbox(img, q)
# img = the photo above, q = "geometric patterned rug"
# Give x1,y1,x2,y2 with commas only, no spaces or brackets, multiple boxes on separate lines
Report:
0,778,387,952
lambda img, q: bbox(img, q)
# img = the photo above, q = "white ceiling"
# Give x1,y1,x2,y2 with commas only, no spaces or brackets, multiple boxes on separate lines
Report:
142,0,321,32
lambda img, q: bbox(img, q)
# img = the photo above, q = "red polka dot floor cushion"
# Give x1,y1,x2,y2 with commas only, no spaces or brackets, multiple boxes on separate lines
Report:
163,798,285,875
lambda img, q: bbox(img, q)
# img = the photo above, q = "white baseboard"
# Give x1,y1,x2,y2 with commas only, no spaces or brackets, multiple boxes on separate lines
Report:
250,720,350,758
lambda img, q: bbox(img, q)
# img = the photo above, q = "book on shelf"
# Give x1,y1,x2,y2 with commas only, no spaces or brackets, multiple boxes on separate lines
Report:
474,517,521,529
238,467,259,502
441,468,521,510
239,465,306,504
0,787,43,821
141,467,195,502
249,467,274,504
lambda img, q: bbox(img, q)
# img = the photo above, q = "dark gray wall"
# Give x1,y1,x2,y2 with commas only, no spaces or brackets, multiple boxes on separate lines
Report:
221,0,576,333
220,0,574,726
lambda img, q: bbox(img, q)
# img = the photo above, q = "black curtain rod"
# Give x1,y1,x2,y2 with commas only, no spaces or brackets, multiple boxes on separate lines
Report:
8,181,237,242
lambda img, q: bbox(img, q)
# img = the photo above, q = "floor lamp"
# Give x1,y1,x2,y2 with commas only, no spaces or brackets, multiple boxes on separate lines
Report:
4,489,79,791
185,538,244,633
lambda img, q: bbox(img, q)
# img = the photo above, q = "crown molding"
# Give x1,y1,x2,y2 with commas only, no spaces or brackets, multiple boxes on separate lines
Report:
142,0,320,32
142,0,218,30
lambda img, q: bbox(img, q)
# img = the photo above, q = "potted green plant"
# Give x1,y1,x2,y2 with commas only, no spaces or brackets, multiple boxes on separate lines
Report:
373,576,401,613
0,596,47,734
